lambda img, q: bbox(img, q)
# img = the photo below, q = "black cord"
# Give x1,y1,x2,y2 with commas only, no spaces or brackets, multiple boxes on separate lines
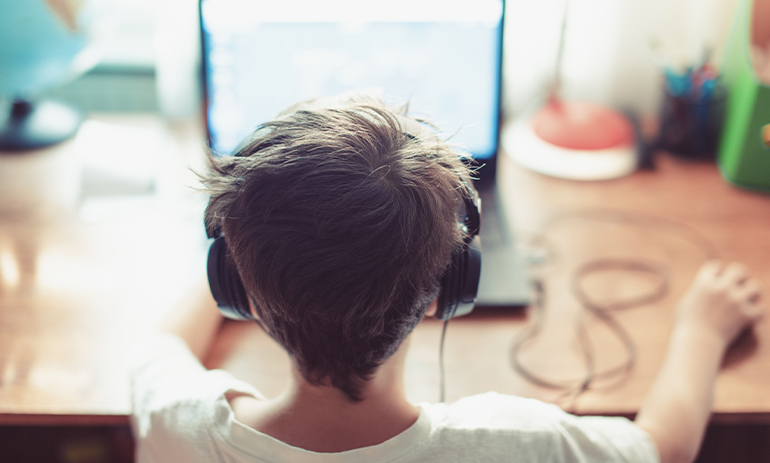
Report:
438,318,450,403
509,208,720,408
511,262,668,390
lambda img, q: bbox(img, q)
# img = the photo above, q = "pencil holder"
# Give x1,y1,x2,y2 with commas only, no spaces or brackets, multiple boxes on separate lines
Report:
657,83,726,160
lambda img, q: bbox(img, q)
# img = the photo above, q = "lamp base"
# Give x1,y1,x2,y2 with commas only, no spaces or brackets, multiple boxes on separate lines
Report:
0,99,82,151
504,119,638,181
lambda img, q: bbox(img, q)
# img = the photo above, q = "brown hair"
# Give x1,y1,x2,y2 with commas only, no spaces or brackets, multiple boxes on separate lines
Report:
201,99,472,400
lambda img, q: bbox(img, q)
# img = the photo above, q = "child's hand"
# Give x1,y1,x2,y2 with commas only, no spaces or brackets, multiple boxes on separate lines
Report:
638,262,764,463
675,261,765,348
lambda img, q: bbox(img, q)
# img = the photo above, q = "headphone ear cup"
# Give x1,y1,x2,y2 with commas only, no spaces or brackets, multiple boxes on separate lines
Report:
207,236,253,320
436,235,482,321
458,235,482,312
436,252,461,321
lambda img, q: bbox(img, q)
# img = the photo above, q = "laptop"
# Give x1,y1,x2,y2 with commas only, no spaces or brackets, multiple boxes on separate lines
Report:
199,0,530,307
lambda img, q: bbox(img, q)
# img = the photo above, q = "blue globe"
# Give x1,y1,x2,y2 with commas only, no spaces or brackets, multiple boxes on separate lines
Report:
0,0,97,150
0,0,93,98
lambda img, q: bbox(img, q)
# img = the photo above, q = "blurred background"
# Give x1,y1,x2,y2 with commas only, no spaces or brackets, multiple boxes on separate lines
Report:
20,0,741,121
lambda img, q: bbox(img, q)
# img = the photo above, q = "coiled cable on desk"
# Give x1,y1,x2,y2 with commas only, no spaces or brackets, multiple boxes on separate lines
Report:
509,208,720,409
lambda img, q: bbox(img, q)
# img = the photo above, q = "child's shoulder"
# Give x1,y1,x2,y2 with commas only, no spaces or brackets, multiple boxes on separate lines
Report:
418,393,656,463
427,392,565,429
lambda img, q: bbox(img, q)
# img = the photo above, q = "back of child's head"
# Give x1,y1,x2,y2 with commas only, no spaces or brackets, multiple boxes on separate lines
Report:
202,95,473,400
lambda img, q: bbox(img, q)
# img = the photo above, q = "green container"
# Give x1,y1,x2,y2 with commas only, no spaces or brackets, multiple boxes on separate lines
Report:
718,0,770,191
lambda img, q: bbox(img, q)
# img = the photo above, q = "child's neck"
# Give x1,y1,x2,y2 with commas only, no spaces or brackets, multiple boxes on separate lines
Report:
228,340,419,453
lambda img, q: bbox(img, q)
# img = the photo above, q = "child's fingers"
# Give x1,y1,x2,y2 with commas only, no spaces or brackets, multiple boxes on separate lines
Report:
736,279,763,303
719,262,750,286
729,278,765,322
743,300,766,321
696,260,724,283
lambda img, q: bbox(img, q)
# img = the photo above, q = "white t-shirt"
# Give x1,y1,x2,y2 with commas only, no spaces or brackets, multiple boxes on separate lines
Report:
131,334,659,463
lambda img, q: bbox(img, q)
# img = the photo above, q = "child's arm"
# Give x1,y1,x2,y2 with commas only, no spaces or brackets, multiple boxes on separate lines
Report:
635,261,765,463
158,276,224,360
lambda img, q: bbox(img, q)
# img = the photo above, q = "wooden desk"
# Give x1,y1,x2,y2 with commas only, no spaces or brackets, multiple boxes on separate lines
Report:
1,115,769,428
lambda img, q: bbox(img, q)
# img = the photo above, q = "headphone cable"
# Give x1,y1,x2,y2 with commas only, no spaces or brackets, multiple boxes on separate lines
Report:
438,318,450,403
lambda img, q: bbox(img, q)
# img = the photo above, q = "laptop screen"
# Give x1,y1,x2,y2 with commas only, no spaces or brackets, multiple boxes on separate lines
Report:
200,0,504,161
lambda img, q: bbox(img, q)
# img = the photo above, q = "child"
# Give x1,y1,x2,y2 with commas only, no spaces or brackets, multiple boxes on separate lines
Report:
131,94,764,463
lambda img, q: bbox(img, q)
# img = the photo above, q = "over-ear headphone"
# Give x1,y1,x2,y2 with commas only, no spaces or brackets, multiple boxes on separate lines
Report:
434,192,482,320
206,189,481,321
206,232,251,320
206,110,482,321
